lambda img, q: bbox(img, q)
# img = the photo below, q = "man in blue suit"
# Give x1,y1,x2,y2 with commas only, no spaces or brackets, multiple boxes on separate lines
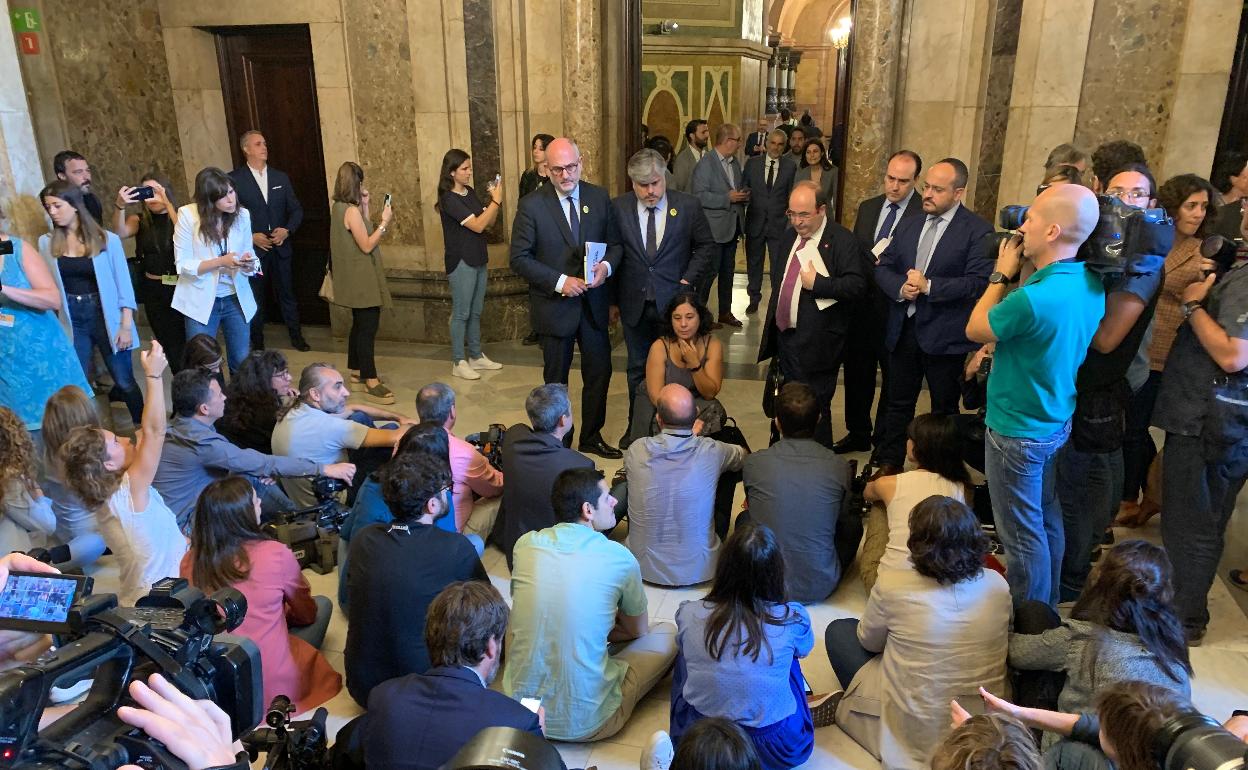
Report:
229,131,308,351
510,138,622,458
362,581,544,770
872,157,993,474
691,123,750,327
611,149,716,447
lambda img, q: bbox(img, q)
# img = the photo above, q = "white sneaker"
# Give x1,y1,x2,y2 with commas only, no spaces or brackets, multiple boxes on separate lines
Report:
469,354,503,370
452,360,481,380
640,730,674,770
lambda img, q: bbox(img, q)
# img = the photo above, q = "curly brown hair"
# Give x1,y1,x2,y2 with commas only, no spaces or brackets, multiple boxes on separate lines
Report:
0,407,39,508
907,495,990,585
930,713,1041,770
59,426,119,510
1157,174,1218,239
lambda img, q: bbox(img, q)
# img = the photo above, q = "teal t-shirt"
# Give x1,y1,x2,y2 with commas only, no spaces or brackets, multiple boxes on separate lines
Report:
985,261,1105,438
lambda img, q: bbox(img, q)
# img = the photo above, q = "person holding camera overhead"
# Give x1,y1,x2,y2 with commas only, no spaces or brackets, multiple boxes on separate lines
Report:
328,161,395,404
438,149,505,381
114,174,186,373
39,179,144,425
171,168,260,376
180,476,341,713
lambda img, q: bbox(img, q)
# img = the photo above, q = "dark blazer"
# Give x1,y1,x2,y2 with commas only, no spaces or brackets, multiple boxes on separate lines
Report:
744,129,769,157
874,203,994,356
509,181,621,337
852,190,924,249
228,165,303,258
363,666,544,770
489,424,594,567
609,189,716,326
758,221,870,374
742,153,797,240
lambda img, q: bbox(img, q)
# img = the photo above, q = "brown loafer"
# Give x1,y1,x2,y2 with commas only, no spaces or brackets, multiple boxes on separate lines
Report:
808,690,844,728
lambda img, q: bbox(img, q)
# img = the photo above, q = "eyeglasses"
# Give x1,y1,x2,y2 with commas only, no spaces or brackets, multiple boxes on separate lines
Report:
272,369,291,380
785,210,817,221
549,161,580,176
1106,187,1151,203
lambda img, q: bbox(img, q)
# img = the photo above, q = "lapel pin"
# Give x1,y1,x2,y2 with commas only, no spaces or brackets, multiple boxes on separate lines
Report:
670,208,678,216
582,205,589,214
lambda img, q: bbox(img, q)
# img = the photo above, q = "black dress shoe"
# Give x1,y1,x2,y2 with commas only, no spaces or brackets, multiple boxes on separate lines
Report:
832,434,872,454
290,336,312,352
578,438,623,459
523,332,539,346
745,300,760,314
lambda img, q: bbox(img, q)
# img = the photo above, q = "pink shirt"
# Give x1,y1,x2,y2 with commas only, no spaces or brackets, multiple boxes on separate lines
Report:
448,430,504,530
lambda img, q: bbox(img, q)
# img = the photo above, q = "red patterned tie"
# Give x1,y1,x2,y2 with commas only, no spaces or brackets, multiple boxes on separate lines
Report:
775,237,811,332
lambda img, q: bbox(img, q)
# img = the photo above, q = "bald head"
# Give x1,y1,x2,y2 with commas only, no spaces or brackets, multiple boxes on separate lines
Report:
655,384,696,429
788,180,826,237
545,138,581,193
1034,183,1099,244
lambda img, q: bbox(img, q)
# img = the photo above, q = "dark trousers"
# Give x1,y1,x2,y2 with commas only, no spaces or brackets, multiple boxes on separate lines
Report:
1010,600,1065,711
699,239,738,316
621,301,662,439
777,331,840,449
874,317,965,467
345,411,395,506
141,278,186,374
745,232,785,303
824,618,875,690
67,293,144,423
1057,444,1122,602
249,249,301,346
348,306,382,380
540,310,612,444
1121,370,1161,502
1160,432,1248,632
840,298,889,442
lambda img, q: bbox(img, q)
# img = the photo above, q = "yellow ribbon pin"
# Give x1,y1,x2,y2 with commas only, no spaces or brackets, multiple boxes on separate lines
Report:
670,208,678,216
582,205,589,214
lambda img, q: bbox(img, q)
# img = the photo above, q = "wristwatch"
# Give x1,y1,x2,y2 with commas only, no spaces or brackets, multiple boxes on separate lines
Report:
988,271,1011,285
1181,299,1203,320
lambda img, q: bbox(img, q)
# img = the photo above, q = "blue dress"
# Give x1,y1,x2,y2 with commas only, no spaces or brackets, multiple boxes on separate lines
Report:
0,239,91,430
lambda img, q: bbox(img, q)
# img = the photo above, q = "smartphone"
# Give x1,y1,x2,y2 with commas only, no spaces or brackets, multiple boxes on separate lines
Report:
383,193,392,208
131,186,156,201
0,240,13,256
520,697,542,714
0,571,93,634
800,673,813,696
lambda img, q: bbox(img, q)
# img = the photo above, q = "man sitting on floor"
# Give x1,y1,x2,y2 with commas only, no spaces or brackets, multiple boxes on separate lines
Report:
624,383,747,586
504,467,677,743
416,381,504,536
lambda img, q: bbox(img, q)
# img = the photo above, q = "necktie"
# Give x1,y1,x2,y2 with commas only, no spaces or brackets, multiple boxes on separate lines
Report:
908,216,941,318
775,236,811,332
875,202,899,243
766,159,774,190
567,196,580,243
645,206,657,260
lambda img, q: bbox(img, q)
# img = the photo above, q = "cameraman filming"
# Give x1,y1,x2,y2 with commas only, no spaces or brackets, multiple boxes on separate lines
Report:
966,184,1105,607
1152,240,1248,645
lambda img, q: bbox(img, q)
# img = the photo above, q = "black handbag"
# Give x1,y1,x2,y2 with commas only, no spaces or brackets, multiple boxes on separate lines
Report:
709,416,751,453
762,359,785,419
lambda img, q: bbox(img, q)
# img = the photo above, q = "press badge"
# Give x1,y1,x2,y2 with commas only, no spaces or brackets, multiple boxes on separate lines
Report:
0,312,15,328
161,274,178,286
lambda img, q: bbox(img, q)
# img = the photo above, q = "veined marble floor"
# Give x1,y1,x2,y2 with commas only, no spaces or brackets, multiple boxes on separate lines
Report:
89,274,1248,770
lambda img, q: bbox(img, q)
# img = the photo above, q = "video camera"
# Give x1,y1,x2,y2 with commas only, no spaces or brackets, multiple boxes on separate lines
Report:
1155,710,1248,770
263,476,350,575
0,575,261,769
465,424,507,471
242,695,330,770
999,194,1173,275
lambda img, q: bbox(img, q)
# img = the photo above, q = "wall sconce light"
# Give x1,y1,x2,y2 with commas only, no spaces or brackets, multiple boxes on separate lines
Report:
657,19,680,35
829,18,851,49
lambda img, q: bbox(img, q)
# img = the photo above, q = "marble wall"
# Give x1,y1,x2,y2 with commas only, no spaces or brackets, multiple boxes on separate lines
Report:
0,15,41,203
971,0,1021,216
464,0,504,243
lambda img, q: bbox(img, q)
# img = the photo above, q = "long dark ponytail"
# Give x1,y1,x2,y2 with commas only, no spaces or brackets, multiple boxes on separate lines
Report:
702,522,795,664
1071,539,1192,683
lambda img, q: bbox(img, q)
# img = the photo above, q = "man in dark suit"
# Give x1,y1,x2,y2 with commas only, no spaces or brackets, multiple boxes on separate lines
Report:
873,157,994,474
362,581,543,770
742,129,798,314
758,180,870,448
837,149,924,454
510,137,622,458
692,123,750,327
611,148,716,447
229,130,308,351
744,118,769,158
488,384,594,569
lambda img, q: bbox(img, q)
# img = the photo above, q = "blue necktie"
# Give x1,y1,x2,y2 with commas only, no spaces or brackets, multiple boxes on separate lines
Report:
567,196,580,243
875,202,899,243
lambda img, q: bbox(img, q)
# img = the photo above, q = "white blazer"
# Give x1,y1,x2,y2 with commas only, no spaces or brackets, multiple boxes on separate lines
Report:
171,203,259,325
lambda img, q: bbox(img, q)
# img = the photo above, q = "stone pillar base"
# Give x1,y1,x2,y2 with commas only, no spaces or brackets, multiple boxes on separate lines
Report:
327,267,531,344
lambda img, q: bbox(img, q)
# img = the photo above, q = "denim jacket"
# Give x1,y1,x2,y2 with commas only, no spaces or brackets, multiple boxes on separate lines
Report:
39,231,139,353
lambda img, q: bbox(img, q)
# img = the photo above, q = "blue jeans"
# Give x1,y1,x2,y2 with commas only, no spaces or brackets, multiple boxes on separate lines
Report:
67,292,143,423
1056,444,1123,602
985,421,1071,607
824,618,875,690
448,262,487,362
183,295,251,374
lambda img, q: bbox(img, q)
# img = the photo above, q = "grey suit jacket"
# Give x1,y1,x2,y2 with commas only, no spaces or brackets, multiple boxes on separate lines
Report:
671,146,702,193
795,165,839,207
691,150,746,244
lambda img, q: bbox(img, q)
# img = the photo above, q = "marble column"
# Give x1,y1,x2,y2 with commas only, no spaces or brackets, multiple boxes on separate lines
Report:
766,48,779,115
0,15,44,244
840,0,905,230
562,0,605,182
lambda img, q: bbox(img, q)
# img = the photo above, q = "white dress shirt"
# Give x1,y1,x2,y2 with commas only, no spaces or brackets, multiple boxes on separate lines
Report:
873,192,914,241
249,164,269,204
636,194,668,251
781,216,829,329
553,183,610,292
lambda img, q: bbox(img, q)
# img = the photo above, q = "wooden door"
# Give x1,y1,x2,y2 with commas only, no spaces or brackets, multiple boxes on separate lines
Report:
214,25,330,325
